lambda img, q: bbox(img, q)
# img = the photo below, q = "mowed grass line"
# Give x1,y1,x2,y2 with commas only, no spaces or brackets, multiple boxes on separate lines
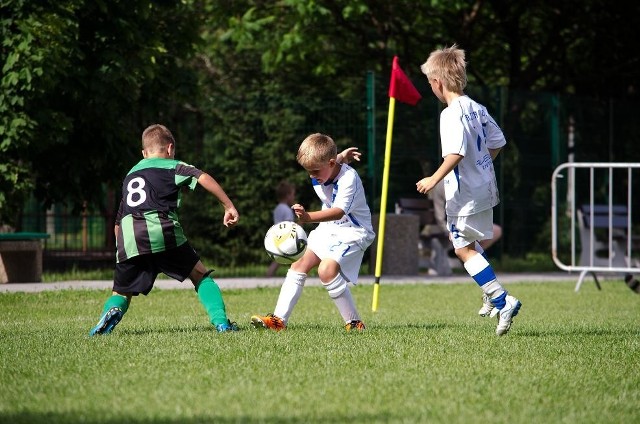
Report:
0,280,638,424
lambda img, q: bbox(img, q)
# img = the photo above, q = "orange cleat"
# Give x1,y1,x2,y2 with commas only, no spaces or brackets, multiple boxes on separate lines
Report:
345,320,366,332
250,313,286,331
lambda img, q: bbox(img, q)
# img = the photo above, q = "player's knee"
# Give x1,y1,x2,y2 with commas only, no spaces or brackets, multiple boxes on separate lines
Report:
317,259,340,282
192,268,214,290
290,250,319,274
322,274,346,298
189,262,209,285
454,245,475,262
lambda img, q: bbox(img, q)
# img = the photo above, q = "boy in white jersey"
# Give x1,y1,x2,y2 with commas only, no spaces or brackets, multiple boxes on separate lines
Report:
416,45,522,336
251,133,375,331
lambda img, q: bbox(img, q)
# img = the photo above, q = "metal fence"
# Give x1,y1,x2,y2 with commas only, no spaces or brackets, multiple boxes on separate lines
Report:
21,204,115,270
551,162,640,291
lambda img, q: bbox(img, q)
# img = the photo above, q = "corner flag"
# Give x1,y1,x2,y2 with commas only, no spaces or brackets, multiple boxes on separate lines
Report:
372,56,421,312
389,56,422,105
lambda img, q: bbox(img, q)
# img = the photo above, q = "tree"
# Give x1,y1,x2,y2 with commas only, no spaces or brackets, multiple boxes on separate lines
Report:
1,0,202,225
1,0,80,225
193,0,640,259
3,0,638,262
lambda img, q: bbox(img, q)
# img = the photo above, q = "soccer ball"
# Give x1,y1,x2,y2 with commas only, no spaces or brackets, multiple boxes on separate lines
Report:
264,221,308,264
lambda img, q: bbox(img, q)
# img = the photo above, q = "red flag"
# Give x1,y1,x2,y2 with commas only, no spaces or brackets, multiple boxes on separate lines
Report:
388,56,421,105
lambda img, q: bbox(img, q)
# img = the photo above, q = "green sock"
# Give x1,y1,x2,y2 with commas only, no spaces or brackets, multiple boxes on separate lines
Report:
196,276,228,326
101,294,129,315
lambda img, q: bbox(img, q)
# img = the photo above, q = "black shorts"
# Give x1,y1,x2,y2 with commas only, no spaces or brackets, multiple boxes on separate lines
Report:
113,242,200,295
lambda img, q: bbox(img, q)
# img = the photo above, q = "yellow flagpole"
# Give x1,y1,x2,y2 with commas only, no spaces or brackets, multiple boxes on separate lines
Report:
372,96,396,312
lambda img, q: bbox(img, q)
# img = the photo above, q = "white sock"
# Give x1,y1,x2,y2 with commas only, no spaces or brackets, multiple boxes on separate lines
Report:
324,274,360,323
463,252,505,298
273,269,306,323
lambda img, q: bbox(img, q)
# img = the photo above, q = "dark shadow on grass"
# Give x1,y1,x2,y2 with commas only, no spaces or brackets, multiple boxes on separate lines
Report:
285,322,447,331
115,324,213,336
370,322,447,331
0,411,403,424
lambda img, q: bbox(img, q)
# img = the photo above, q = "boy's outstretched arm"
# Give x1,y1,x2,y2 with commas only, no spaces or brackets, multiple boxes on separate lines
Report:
292,204,344,223
337,147,362,164
416,154,463,195
197,173,239,227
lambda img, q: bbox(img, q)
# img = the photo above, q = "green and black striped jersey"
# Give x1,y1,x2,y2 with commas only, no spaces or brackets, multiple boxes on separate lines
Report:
115,157,203,262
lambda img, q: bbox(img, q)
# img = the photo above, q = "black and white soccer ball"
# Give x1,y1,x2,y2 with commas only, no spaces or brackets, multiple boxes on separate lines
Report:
264,221,308,264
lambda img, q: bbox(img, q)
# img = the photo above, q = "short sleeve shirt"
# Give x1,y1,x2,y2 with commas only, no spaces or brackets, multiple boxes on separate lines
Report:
115,157,202,262
311,164,375,247
440,95,506,217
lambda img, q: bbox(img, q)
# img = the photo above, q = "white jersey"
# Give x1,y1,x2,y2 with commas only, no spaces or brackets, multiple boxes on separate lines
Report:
311,164,375,250
440,95,506,217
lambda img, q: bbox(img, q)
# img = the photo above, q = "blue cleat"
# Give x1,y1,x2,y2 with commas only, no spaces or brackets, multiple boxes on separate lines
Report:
216,320,240,333
89,307,123,336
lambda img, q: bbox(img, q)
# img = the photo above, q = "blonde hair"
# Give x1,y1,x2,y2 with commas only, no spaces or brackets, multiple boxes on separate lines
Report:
420,44,467,93
142,124,175,153
296,133,337,168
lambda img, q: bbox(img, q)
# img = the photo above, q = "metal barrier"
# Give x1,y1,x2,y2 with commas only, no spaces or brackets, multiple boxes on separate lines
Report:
551,162,640,291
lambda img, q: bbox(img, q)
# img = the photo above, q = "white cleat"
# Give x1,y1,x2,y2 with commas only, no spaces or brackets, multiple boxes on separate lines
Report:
496,295,522,336
478,294,496,317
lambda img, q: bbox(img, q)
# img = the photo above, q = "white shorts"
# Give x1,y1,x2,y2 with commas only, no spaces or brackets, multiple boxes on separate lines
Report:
447,209,494,249
307,226,369,284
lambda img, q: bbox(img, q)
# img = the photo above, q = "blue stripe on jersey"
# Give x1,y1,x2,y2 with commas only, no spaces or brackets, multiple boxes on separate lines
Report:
348,213,361,227
472,265,497,287
454,166,461,192
311,178,320,186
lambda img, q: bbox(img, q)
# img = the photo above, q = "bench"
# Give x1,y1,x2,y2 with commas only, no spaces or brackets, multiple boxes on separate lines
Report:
576,204,631,268
396,198,453,276
0,232,50,283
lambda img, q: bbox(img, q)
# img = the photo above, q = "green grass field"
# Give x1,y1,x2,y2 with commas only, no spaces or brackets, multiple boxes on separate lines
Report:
1,280,638,423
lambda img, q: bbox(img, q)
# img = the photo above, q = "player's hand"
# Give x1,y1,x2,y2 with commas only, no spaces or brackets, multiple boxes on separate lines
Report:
416,176,437,195
223,207,239,227
292,204,310,222
337,147,361,164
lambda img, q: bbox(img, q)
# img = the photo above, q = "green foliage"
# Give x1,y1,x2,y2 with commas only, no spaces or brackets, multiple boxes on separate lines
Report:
3,0,640,264
1,0,202,221
493,252,559,273
1,282,639,423
0,0,79,224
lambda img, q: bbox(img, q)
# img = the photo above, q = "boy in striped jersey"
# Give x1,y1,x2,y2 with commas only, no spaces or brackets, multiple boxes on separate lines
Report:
417,45,522,336
90,124,240,335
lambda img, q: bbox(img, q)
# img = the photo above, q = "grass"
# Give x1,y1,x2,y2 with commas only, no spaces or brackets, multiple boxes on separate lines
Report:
1,280,639,423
